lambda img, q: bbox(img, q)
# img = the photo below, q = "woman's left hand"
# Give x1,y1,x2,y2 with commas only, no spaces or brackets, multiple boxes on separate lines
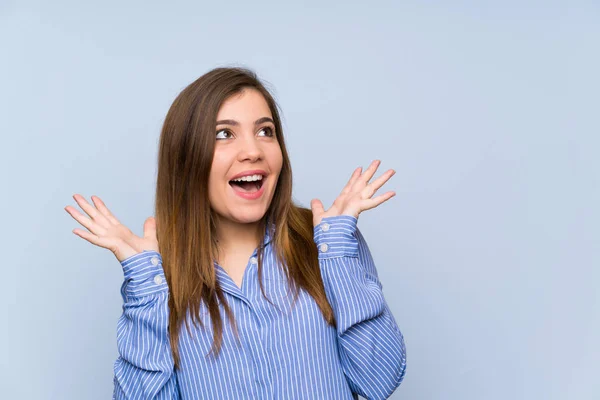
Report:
311,160,396,227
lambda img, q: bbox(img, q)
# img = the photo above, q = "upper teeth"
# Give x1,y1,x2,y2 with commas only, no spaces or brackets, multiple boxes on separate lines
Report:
232,174,263,182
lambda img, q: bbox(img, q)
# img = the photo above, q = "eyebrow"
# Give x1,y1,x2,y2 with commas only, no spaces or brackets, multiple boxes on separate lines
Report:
216,117,274,126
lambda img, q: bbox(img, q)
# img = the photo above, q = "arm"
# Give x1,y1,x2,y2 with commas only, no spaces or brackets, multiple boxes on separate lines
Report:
314,215,407,400
113,250,179,400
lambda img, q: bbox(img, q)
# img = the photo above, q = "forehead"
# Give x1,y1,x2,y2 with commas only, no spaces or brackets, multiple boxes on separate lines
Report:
217,88,272,120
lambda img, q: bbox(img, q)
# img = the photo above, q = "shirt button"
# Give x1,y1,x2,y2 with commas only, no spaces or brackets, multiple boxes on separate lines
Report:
151,256,159,266
320,243,329,253
250,257,258,264
154,275,163,285
321,222,330,232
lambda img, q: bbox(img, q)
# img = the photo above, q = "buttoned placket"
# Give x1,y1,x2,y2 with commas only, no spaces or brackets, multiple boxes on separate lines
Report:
244,250,275,399
214,248,275,399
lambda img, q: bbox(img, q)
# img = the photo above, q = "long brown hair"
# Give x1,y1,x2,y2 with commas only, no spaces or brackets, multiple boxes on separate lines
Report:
155,67,335,369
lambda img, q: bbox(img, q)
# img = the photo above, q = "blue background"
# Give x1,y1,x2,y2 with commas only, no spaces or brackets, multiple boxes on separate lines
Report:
1,1,598,398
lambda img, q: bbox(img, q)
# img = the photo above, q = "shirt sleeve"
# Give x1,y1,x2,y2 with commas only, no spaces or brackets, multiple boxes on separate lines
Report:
313,215,407,400
113,250,180,400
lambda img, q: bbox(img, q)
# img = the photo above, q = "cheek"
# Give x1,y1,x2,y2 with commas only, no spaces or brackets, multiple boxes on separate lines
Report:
207,176,219,197
209,152,229,184
207,162,228,203
268,146,284,171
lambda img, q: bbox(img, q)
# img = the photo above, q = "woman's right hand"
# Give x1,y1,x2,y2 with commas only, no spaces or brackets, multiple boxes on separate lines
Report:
65,194,159,263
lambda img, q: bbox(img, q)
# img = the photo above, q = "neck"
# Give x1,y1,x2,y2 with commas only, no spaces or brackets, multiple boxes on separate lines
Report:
214,215,264,254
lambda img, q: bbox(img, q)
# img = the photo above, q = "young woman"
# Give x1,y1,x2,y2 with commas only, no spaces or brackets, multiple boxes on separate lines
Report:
65,67,407,399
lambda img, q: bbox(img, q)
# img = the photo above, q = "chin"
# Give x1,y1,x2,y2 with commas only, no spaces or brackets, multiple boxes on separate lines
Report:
228,210,268,224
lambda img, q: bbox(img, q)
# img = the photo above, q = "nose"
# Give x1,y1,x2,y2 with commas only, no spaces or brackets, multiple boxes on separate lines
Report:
236,133,263,162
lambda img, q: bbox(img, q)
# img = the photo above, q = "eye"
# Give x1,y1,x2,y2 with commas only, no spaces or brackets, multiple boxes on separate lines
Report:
216,129,232,140
258,126,275,137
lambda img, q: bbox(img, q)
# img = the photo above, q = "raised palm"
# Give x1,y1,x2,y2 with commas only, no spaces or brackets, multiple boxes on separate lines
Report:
65,194,158,262
311,159,396,226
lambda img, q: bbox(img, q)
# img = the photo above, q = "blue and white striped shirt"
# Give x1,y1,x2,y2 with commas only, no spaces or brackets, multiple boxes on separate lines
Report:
113,215,407,399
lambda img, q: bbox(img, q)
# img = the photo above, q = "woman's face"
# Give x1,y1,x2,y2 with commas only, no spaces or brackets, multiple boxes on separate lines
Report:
208,88,283,225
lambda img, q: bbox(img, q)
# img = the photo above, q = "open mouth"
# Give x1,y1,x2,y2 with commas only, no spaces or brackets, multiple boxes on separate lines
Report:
228,176,265,193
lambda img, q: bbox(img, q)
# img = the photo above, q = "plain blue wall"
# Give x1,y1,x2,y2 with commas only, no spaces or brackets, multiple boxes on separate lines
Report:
1,1,598,399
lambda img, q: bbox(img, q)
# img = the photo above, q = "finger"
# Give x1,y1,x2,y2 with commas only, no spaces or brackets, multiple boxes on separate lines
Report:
341,167,362,195
72,228,116,250
65,205,106,236
361,191,396,211
310,198,325,216
143,216,158,242
364,169,396,198
354,159,381,188
91,195,121,226
73,194,110,228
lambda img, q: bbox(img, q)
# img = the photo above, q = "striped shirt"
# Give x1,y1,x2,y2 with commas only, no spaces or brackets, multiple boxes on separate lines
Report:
113,215,407,399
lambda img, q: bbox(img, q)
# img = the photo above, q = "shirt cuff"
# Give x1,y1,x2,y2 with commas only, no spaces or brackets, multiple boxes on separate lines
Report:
120,250,168,299
313,215,359,259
